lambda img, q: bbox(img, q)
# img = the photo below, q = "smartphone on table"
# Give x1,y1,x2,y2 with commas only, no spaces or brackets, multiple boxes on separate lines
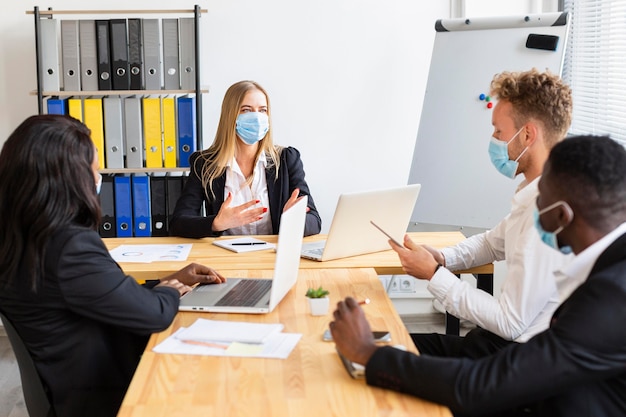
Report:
323,329,391,343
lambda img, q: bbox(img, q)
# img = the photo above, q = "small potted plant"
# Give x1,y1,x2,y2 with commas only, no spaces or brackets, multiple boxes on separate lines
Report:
305,286,330,316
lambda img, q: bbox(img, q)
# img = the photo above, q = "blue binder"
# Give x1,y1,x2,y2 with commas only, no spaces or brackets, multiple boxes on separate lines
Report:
177,96,196,167
47,98,67,115
114,175,133,237
131,175,152,237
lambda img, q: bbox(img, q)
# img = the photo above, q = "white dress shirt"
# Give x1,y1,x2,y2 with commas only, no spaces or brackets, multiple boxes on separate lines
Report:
223,153,272,235
428,177,573,342
554,222,626,301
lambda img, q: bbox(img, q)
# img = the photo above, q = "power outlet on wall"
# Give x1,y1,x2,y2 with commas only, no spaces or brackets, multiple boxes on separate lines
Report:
388,276,416,294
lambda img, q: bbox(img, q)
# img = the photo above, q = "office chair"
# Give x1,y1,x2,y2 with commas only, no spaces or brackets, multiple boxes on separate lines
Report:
0,311,56,417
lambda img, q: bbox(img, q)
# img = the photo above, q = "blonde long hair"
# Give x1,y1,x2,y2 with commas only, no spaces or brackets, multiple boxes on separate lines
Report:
197,81,282,198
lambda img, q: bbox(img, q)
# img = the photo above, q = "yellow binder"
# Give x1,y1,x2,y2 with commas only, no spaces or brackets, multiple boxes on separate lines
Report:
142,97,163,168
68,97,83,122
162,97,177,168
83,98,105,169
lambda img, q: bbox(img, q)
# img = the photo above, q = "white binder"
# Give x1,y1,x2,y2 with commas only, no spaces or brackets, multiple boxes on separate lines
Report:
79,20,98,91
178,18,195,90
103,97,125,169
162,18,180,90
40,18,60,92
61,20,81,91
124,97,144,168
142,19,161,90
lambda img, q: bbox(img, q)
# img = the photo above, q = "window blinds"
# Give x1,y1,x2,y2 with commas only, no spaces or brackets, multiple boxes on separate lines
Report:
562,0,626,144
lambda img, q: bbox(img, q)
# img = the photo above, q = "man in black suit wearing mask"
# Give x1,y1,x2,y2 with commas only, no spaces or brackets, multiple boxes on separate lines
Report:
330,135,626,417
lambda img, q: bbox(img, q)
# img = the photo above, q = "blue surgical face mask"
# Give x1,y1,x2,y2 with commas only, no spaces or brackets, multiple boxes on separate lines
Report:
95,173,102,195
488,127,528,179
533,200,573,254
236,112,269,145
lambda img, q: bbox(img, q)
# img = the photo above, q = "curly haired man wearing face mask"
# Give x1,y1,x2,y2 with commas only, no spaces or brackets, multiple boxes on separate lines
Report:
396,69,577,358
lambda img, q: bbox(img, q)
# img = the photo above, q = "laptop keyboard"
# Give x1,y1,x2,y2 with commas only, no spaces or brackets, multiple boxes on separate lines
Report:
306,248,324,256
216,279,272,307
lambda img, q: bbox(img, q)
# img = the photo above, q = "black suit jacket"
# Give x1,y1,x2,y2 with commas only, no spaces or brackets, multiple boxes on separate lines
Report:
366,232,626,417
0,227,180,417
169,146,322,238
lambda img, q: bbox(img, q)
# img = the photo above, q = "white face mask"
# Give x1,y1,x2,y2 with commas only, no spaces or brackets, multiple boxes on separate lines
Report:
236,112,269,145
487,127,528,179
533,200,574,254
95,173,102,195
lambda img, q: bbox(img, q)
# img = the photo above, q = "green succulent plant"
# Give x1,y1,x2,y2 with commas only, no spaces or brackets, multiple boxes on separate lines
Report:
305,286,330,298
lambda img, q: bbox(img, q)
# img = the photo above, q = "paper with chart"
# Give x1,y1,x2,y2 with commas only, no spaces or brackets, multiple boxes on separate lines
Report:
108,244,192,263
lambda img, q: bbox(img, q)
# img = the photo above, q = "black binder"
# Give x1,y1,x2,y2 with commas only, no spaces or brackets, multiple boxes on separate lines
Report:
150,176,168,236
99,175,116,238
128,18,143,90
109,19,130,90
166,176,185,227
95,20,112,90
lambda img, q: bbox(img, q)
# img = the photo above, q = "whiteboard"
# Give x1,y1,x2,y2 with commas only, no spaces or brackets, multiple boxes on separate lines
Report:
408,13,569,229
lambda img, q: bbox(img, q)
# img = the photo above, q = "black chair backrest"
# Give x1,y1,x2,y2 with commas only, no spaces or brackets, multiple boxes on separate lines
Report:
0,311,55,417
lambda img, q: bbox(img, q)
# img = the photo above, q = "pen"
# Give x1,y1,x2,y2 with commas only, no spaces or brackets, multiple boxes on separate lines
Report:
231,242,268,246
178,339,229,349
359,298,371,305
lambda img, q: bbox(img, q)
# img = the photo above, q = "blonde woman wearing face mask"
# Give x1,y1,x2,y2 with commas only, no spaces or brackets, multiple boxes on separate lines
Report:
169,80,321,238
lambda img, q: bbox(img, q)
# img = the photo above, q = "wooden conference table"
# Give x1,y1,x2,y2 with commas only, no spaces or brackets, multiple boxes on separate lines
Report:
117,268,451,417
104,231,494,336
103,231,493,279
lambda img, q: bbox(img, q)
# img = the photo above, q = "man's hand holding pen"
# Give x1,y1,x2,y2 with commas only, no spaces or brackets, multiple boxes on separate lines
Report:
329,297,379,367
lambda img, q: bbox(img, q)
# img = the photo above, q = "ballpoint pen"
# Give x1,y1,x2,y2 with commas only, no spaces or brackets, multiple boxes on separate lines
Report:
231,242,268,246
178,339,229,349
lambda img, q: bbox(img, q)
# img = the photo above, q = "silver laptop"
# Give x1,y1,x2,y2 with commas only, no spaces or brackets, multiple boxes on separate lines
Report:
178,196,307,314
301,184,421,262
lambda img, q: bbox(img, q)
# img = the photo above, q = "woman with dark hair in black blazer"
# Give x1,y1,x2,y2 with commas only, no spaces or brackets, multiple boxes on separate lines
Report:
0,115,225,417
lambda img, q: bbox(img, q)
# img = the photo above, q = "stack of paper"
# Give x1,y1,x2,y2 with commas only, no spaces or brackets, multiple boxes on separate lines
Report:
176,318,283,344
153,318,301,359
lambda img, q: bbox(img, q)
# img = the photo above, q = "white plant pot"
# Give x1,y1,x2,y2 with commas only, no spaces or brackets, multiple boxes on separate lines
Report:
307,296,330,316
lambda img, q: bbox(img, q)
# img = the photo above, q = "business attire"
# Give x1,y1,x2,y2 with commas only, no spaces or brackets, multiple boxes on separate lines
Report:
366,227,626,417
0,226,180,417
412,178,574,356
169,146,321,238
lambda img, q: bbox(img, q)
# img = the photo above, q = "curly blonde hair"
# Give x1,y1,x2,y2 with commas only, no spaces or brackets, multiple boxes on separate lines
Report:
490,69,572,148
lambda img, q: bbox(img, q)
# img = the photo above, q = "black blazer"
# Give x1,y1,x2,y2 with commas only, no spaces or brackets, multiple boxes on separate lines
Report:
0,227,180,417
365,232,626,417
169,146,322,238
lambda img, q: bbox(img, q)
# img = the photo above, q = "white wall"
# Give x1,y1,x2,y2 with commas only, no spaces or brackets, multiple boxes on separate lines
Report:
463,0,558,16
1,0,449,232
0,1,561,317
